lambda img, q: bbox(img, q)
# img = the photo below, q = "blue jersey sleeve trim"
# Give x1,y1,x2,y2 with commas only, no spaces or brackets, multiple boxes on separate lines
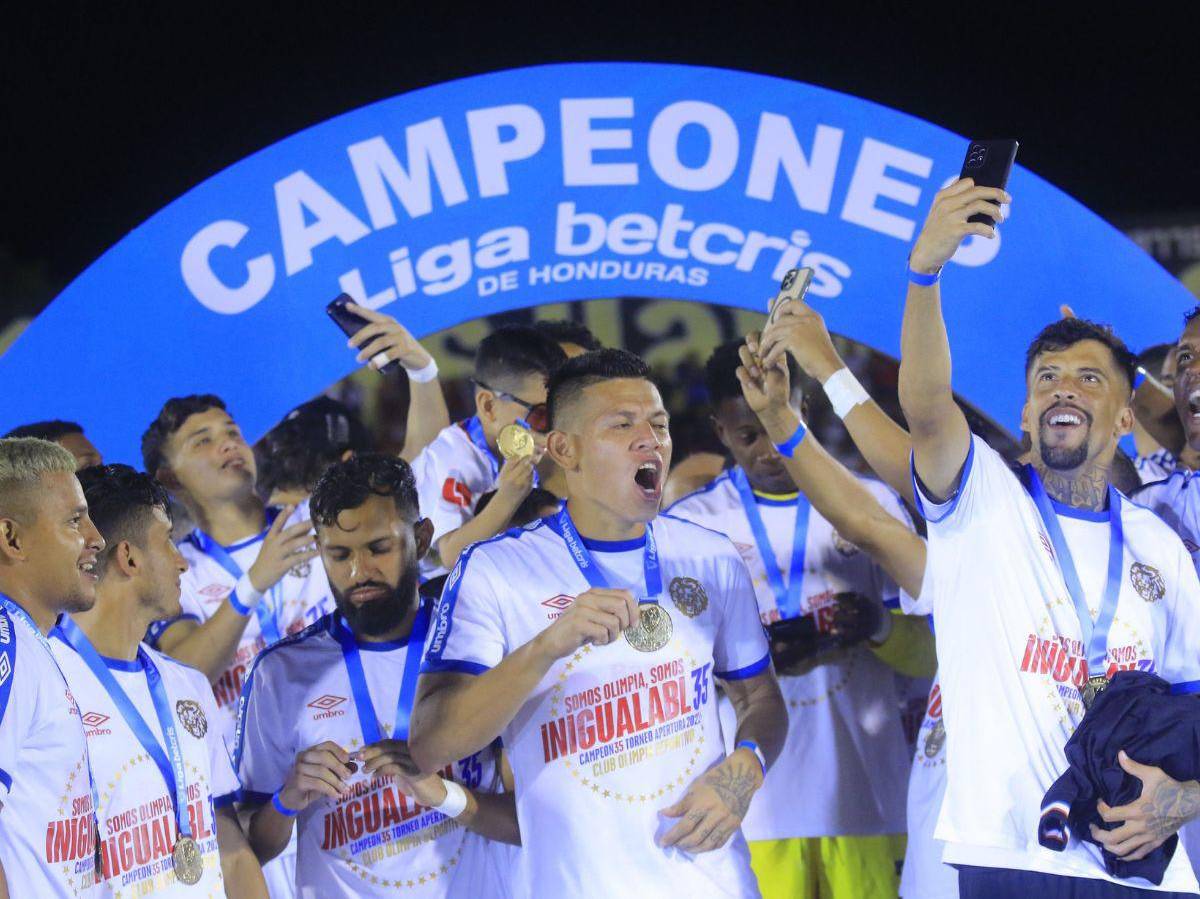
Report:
1170,679,1200,696
213,792,238,810
911,437,976,524
235,789,273,806
715,653,770,681
144,613,200,647
420,658,490,676
0,767,11,793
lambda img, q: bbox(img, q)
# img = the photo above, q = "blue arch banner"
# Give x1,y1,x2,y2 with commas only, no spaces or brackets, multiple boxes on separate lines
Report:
1,63,1188,463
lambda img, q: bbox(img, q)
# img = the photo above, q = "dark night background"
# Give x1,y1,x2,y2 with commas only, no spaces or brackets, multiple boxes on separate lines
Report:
3,7,1198,327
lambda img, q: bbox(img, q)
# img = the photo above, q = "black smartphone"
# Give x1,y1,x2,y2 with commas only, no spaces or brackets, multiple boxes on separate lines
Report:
326,293,399,375
959,139,1018,226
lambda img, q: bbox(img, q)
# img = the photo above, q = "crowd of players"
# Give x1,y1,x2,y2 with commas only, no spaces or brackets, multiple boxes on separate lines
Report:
3,177,1200,898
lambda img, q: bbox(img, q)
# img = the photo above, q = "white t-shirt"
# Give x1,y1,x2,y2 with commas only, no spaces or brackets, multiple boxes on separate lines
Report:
0,601,99,897
411,420,501,578
1136,450,1178,486
150,500,335,753
667,470,913,839
916,435,1200,891
50,631,237,896
235,611,504,899
423,514,770,898
899,675,957,899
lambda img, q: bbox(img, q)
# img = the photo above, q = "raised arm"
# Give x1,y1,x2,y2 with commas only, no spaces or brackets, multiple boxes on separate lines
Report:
900,178,1007,499
758,299,915,504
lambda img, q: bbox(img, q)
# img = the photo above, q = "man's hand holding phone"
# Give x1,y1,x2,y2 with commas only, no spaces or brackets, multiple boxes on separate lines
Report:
342,301,435,373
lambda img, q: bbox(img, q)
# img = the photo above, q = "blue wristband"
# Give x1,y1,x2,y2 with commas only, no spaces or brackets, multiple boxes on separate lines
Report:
773,421,807,458
1134,369,1146,390
271,790,301,818
907,266,941,286
227,590,253,617
735,740,767,777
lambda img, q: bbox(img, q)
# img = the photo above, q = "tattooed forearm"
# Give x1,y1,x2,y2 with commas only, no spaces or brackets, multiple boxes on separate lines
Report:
1149,780,1200,839
704,761,758,819
1036,462,1110,512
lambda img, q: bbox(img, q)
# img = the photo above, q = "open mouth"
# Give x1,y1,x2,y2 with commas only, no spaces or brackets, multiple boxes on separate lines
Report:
78,559,98,582
1042,404,1089,434
633,459,663,499
1188,388,1200,422
221,457,247,471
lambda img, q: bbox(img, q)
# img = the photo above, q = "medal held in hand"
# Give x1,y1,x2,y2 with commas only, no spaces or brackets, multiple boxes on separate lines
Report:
498,422,535,460
172,836,203,886
1082,674,1108,710
624,603,673,653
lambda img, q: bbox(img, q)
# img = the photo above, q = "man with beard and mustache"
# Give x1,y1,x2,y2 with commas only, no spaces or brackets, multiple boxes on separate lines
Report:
234,454,516,899
901,178,1200,897
0,438,105,897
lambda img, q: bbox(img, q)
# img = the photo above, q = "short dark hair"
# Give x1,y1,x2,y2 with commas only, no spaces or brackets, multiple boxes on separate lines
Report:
547,348,653,429
4,420,84,442
474,325,567,390
141,394,227,475
535,320,602,352
703,338,804,407
76,464,172,577
1024,318,1137,391
255,397,373,497
475,486,560,529
1137,343,1173,377
1185,305,1200,327
310,452,419,528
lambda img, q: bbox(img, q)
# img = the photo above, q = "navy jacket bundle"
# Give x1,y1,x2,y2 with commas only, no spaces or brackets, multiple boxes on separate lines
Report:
1038,670,1200,885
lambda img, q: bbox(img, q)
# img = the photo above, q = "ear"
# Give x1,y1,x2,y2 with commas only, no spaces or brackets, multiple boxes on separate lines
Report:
1115,403,1135,439
155,464,182,493
545,429,579,472
0,517,26,563
711,415,734,453
413,517,435,561
1020,398,1033,436
112,540,138,578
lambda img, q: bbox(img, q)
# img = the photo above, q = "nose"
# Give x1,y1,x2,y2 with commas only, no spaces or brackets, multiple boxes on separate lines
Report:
348,552,376,583
172,541,189,574
82,514,105,554
632,421,662,449
1052,383,1078,401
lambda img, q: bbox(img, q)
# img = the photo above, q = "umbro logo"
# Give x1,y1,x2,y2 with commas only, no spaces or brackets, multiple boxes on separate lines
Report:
308,695,346,710
1038,532,1055,560
542,595,573,620
81,711,110,728
199,583,230,601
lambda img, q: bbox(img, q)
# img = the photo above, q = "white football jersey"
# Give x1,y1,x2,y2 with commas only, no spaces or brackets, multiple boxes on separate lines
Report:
411,420,501,578
423,514,770,898
899,675,957,899
50,631,236,896
1136,449,1177,486
667,470,913,839
0,600,100,897
917,435,1200,891
235,610,504,899
149,500,335,752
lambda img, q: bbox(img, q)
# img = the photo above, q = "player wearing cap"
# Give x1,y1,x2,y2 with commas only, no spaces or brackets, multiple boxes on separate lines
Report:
411,325,566,577
50,464,267,896
411,348,787,898
902,178,1200,896
236,454,514,898
668,339,933,899
0,438,104,897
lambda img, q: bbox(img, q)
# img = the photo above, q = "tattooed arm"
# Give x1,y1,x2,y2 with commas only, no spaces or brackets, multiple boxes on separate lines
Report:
658,670,786,853
1090,750,1200,861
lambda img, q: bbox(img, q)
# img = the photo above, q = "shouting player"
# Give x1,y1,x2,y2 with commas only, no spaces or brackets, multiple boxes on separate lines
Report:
668,339,933,899
0,438,104,897
235,454,514,898
903,178,1200,896
50,464,267,896
411,325,566,577
411,348,786,898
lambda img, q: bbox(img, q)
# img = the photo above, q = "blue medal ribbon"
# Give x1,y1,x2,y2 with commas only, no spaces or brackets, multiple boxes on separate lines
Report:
730,468,810,620
57,617,194,844
550,505,662,603
332,601,431,744
1024,465,1124,681
463,415,539,487
188,520,282,645
0,596,102,863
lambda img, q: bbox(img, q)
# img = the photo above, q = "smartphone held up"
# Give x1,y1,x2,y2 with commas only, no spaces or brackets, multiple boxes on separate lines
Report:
326,293,400,375
959,139,1018,227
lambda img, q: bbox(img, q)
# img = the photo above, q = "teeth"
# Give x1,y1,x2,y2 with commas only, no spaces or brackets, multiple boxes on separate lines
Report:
639,462,656,471
1050,412,1082,426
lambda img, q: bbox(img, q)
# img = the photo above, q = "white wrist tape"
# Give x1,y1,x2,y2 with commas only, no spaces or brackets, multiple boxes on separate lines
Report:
406,358,440,383
823,367,870,420
433,779,469,819
229,573,264,615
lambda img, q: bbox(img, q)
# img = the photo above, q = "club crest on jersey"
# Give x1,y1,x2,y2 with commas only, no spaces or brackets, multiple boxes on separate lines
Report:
1130,563,1165,603
923,719,945,759
831,530,860,557
288,560,312,579
175,699,208,738
669,577,708,618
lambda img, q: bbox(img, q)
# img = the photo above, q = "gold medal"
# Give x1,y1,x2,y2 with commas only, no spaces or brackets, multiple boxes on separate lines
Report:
1081,674,1108,710
497,423,535,460
624,603,673,652
172,835,203,886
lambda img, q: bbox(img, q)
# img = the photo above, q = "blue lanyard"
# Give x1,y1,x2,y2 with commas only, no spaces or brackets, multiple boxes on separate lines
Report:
550,506,662,604
0,596,102,837
57,618,193,841
332,602,431,744
1025,465,1124,677
188,524,282,645
730,468,810,620
463,415,539,488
